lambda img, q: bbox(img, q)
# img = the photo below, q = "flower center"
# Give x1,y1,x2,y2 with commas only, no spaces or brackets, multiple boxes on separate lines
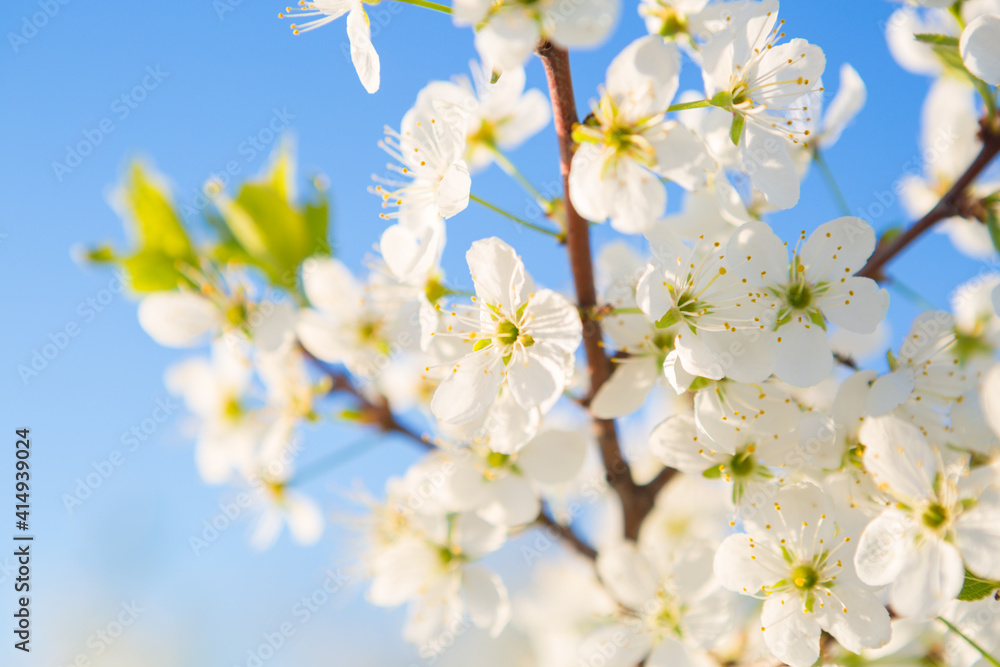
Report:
922,502,950,530
791,564,820,590
786,281,812,310
497,319,519,345
487,451,510,468
729,448,756,477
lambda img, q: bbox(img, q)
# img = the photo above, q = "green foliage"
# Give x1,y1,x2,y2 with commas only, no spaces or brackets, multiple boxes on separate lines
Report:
83,161,197,292
958,570,1000,601
916,32,998,115
213,140,331,289
83,139,332,295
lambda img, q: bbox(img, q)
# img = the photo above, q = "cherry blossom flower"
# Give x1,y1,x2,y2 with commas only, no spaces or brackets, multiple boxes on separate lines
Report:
430,237,581,425
453,0,620,70
853,415,1000,617
700,0,826,209
730,217,889,387
281,0,380,93
570,36,712,234
715,483,891,667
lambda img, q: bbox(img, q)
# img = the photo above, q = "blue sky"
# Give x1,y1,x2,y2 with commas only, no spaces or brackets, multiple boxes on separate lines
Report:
0,1,991,665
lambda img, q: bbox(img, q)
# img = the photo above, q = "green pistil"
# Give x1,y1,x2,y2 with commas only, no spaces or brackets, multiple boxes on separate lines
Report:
792,564,820,590
497,320,519,344
922,503,949,530
487,451,510,468
730,449,756,477
786,281,812,310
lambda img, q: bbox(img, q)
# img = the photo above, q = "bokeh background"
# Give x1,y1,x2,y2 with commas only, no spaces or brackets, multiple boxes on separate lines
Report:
0,1,989,665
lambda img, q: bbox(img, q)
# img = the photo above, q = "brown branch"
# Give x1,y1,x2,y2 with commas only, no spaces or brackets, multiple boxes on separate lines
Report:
536,41,652,540
859,115,1000,280
536,512,597,561
300,345,433,450
302,344,600,559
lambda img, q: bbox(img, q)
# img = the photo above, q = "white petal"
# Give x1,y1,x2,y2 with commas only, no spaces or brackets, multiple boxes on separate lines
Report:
466,237,529,314
867,368,916,416
596,541,659,608
545,0,619,49
568,143,614,223
608,160,667,234
462,567,511,637
742,125,799,211
773,320,832,388
646,636,703,667
301,257,364,317
436,160,471,218
713,533,783,595
478,474,540,526
507,345,566,412
346,7,380,94
649,413,712,474
474,10,539,70
518,430,588,485
249,508,284,551
800,217,876,283
815,583,891,652
961,13,1000,85
591,357,659,418
821,277,889,334
821,64,867,147
955,501,1000,580
889,538,964,617
859,415,936,503
606,36,680,116
662,350,695,393
761,593,822,667
431,350,504,424
138,292,220,347
652,124,712,191
854,510,911,587
981,363,1000,439
674,329,726,380
284,491,324,545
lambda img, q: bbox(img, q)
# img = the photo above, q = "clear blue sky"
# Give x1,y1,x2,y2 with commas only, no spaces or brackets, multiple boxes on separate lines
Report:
0,1,988,665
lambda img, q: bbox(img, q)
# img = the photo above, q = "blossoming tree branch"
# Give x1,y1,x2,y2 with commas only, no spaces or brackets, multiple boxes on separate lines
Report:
82,0,1000,665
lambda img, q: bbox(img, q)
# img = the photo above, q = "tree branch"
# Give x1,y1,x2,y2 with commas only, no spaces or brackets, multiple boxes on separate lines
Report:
536,41,651,539
536,511,597,561
300,345,433,450
859,115,1000,280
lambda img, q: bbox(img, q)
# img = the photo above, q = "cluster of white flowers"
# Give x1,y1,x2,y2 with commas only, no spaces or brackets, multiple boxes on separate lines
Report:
88,0,1000,664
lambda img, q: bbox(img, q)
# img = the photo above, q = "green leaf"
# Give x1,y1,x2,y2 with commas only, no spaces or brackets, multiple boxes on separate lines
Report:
214,141,332,289
702,465,723,479
123,250,184,292
120,162,194,260
914,33,960,46
986,209,1000,255
958,570,1000,601
730,113,746,146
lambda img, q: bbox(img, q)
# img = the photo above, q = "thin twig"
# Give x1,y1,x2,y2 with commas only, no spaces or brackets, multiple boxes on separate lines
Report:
859,115,1000,280
536,512,597,561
